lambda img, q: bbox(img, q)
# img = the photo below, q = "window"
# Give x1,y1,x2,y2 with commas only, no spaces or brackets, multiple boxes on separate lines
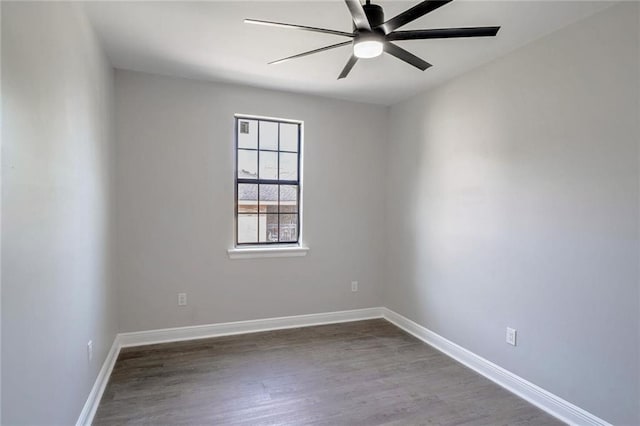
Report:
235,115,301,246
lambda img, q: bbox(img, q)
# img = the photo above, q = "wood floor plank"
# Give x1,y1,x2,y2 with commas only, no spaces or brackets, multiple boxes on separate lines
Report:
93,319,563,425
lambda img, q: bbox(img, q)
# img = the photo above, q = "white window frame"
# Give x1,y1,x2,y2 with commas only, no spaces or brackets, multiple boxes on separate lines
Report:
228,114,308,259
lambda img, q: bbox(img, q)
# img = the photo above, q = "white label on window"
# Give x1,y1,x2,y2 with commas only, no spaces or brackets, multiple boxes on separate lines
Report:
240,121,250,134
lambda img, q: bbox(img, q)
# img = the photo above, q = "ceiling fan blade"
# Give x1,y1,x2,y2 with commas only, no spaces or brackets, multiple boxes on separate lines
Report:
245,19,354,38
344,0,371,31
381,0,453,33
387,26,500,41
384,42,432,71
338,54,359,79
269,41,352,65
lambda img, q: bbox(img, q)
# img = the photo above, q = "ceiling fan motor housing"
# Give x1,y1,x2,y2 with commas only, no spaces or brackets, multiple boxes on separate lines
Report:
360,3,384,31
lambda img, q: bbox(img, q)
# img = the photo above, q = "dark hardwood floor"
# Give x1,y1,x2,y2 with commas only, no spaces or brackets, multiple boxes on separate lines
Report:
94,319,562,425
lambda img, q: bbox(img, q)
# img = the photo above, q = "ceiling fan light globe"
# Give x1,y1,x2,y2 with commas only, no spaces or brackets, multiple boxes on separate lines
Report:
354,40,383,59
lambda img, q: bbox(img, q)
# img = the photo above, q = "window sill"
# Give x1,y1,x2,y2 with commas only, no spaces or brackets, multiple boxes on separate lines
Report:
227,246,309,260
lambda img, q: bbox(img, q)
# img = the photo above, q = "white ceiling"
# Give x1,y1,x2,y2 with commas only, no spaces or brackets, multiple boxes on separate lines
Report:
84,1,614,105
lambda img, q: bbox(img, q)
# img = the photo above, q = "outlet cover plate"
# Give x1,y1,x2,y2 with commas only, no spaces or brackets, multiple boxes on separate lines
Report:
506,327,517,346
178,293,187,306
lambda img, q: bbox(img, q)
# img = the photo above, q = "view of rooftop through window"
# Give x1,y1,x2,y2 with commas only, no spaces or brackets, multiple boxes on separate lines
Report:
235,116,301,245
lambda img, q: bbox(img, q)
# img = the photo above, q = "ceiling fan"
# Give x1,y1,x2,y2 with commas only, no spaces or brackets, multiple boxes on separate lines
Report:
245,0,500,79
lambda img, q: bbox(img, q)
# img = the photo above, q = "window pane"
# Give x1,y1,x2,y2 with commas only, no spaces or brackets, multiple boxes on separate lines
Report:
279,152,298,181
259,214,279,242
259,121,278,150
238,149,257,179
279,205,297,214
259,184,278,213
279,214,298,242
237,184,258,213
280,123,298,152
238,214,258,243
238,119,257,149
280,185,298,213
259,151,278,180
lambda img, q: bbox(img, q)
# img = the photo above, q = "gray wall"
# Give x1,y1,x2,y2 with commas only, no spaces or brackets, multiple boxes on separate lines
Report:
384,3,639,424
1,2,117,424
114,70,387,332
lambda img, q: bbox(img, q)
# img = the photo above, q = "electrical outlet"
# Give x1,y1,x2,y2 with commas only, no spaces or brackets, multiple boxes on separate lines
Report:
351,281,358,292
87,340,93,361
506,327,517,346
178,293,187,306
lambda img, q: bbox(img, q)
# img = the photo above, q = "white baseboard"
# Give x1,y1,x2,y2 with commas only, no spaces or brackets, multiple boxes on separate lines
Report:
75,337,121,426
77,306,610,426
381,307,611,426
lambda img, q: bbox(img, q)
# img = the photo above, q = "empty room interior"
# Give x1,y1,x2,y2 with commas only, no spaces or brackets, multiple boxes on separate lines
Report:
1,0,639,425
